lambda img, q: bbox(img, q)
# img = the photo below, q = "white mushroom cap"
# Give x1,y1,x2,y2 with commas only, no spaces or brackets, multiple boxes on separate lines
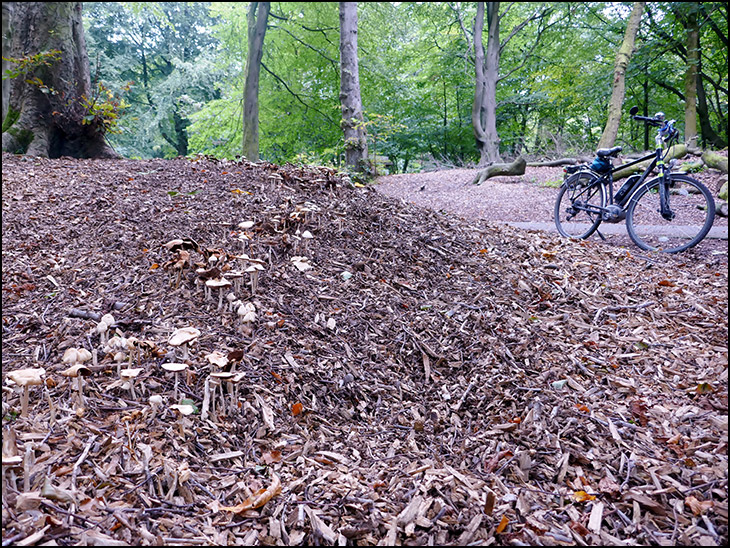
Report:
61,364,92,378
245,264,265,272
170,404,195,416
238,220,255,229
210,372,235,380
2,455,23,467
100,313,115,327
149,395,164,406
161,363,189,373
120,368,144,379
205,278,231,289
205,351,229,368
168,327,201,347
7,368,45,387
76,348,92,363
96,322,108,335
301,231,314,239
62,348,80,365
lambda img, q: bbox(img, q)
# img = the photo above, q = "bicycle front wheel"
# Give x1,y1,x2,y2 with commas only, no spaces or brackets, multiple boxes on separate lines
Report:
626,174,716,253
554,172,606,239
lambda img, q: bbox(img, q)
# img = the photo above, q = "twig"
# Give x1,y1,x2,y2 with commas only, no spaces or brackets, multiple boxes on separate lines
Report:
593,301,654,324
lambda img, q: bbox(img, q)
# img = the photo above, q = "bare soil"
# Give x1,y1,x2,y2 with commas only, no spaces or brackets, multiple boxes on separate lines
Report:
2,153,728,546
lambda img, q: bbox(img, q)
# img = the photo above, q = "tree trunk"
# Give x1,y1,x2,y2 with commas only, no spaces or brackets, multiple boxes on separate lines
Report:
242,2,270,162
683,5,699,149
339,2,368,172
597,2,644,150
2,2,119,158
472,2,502,166
2,2,13,127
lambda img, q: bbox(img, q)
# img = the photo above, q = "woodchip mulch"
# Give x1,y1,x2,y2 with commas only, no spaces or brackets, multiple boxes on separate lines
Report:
2,152,727,546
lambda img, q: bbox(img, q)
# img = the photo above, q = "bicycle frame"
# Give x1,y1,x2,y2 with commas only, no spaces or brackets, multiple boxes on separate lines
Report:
567,140,675,216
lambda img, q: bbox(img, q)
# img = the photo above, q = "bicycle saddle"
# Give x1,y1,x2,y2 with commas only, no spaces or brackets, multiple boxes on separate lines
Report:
596,146,622,157
596,147,622,158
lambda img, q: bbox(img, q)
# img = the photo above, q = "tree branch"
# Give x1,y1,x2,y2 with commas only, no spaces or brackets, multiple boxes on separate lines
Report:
260,61,336,125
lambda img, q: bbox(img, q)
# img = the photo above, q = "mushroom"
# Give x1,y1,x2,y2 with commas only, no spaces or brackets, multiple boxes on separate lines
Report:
161,363,189,402
120,367,144,400
170,404,195,437
7,368,46,418
61,363,92,407
237,302,257,336
210,372,235,415
168,327,201,362
205,351,229,369
2,455,23,493
96,313,116,346
148,394,164,420
245,263,265,294
205,278,232,311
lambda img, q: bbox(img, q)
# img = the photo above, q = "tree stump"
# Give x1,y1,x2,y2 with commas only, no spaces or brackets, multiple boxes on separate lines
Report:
471,156,526,185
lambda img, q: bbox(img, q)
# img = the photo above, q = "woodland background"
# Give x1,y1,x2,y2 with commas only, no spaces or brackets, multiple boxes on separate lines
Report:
42,2,730,169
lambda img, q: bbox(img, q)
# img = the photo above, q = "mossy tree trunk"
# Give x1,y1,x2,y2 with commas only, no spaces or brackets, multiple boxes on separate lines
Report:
339,2,368,173
2,2,119,158
597,2,644,150
242,2,270,162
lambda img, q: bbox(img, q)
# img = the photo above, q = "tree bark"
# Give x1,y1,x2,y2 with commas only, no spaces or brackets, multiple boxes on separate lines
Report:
683,5,699,149
471,156,526,185
597,2,644,150
472,2,502,166
339,2,368,172
2,2,119,158
242,2,270,162
2,2,13,127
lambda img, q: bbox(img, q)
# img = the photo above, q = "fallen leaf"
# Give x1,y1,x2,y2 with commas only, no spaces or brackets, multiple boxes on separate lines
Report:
573,490,596,503
219,473,281,514
496,515,509,534
292,402,303,416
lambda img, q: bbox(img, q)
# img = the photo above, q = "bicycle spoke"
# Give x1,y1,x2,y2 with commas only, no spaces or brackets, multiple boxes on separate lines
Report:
555,173,604,239
626,175,715,253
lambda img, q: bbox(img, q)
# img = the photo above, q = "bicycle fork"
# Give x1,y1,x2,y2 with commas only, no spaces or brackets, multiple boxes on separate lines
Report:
658,170,676,221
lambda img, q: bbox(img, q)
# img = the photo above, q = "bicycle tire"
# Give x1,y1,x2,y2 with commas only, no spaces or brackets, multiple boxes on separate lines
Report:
625,173,716,253
554,171,606,240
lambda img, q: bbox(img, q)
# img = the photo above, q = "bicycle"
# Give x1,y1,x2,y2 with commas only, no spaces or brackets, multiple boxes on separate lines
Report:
554,105,716,253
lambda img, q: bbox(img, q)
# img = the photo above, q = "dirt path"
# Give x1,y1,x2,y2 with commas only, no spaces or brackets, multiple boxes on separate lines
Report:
375,166,728,267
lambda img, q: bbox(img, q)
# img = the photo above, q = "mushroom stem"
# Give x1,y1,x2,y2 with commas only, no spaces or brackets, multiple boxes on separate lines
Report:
77,377,84,407
174,372,180,402
129,378,137,400
182,345,189,362
20,387,30,419
251,271,259,294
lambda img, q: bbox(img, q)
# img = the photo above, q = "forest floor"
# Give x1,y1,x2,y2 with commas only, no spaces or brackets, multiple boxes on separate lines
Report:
2,152,728,546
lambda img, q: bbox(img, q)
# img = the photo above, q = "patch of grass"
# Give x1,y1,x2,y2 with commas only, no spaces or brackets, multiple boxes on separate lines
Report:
538,179,563,188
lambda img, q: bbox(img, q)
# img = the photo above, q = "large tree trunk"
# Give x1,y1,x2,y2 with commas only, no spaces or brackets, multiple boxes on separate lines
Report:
2,2,119,158
2,2,13,127
242,2,270,162
472,2,502,166
683,5,699,149
597,2,644,150
339,2,368,173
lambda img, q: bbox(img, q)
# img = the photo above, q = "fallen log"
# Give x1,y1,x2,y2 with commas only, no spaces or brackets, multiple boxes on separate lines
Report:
702,150,728,174
471,156,526,185
526,158,580,168
612,144,687,181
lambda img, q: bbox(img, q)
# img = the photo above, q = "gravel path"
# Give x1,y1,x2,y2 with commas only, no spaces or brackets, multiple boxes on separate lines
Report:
375,166,728,267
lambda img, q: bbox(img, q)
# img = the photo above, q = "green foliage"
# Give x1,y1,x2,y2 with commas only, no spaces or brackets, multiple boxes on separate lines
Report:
80,81,130,135
83,2,728,165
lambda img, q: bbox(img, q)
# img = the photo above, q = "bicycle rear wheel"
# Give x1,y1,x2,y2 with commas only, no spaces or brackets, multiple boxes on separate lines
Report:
554,172,605,239
626,174,716,253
